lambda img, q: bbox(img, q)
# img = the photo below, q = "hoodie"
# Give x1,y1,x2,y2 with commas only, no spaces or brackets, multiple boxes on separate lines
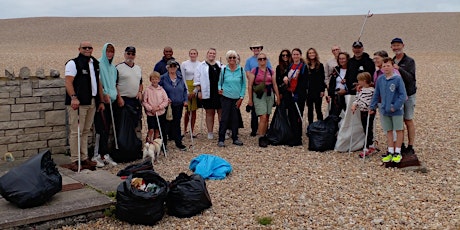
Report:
99,43,118,102
370,73,407,116
142,85,169,116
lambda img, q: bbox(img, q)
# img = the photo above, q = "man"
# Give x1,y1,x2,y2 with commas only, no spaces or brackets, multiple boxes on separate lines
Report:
391,37,416,155
324,45,341,88
64,41,104,171
154,46,177,75
116,46,143,139
344,41,375,95
244,41,272,136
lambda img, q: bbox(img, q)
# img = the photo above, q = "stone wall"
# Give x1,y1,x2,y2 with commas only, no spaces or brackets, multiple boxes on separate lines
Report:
0,76,68,158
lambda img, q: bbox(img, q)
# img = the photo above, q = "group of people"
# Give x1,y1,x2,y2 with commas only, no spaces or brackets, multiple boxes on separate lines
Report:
64,37,416,171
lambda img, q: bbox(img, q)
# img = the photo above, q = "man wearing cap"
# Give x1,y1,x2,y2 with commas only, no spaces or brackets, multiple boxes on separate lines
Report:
244,41,272,136
391,37,416,155
64,41,104,171
116,46,143,138
154,46,179,75
344,41,375,95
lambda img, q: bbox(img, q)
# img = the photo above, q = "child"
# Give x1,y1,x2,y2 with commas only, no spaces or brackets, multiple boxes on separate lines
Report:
142,72,169,143
369,57,407,163
351,72,376,157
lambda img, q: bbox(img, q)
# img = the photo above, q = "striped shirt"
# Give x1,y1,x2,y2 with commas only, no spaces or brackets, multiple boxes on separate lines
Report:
353,87,374,111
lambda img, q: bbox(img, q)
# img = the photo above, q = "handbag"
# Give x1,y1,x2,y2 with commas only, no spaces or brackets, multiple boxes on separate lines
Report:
252,67,267,98
166,105,173,121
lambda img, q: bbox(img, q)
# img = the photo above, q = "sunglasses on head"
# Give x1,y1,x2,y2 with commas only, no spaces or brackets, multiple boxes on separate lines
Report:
169,64,177,68
81,46,93,50
258,57,267,61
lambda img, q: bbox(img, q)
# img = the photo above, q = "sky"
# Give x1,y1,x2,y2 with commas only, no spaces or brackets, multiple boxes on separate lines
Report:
1,0,459,19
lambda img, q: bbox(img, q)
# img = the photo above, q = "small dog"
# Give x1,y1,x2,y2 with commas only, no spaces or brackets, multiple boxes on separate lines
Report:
143,138,162,164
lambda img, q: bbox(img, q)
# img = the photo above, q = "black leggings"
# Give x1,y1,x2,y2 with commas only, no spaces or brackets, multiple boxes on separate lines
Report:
306,95,323,124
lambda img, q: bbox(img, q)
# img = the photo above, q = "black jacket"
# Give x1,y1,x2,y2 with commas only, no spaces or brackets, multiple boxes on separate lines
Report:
306,63,326,97
65,54,100,105
344,52,375,95
394,54,416,96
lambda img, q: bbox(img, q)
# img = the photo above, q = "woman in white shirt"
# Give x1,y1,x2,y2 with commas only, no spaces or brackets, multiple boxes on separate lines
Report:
181,49,200,137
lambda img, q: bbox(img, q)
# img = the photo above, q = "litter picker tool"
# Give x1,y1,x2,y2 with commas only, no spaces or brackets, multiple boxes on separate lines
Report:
156,112,167,158
188,102,195,154
348,111,356,156
109,101,118,149
357,10,373,42
77,108,81,173
362,111,371,161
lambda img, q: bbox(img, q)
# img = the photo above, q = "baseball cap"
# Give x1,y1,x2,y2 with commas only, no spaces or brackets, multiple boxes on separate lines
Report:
167,60,179,66
125,46,136,53
352,41,363,47
391,38,404,44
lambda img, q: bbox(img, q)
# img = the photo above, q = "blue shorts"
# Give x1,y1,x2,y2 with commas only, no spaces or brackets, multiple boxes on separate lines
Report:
404,94,416,120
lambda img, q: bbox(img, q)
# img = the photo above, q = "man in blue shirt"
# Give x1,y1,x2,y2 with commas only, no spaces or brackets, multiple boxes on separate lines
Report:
244,41,272,136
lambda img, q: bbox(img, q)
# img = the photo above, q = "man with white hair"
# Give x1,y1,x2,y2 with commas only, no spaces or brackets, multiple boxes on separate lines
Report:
324,45,341,88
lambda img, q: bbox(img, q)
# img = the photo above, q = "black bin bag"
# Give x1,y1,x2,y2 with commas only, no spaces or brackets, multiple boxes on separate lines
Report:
0,150,62,208
116,170,168,225
111,104,142,163
307,115,340,152
266,103,293,145
166,173,212,218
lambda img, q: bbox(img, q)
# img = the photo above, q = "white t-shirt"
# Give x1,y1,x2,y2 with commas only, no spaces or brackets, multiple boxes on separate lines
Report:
181,60,200,81
335,68,347,91
65,59,97,96
116,62,142,98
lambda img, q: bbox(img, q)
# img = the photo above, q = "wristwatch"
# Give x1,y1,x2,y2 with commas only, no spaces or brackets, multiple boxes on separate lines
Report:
70,94,77,99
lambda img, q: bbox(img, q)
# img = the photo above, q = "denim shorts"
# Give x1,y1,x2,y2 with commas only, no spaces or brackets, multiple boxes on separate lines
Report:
404,94,416,120
381,115,404,132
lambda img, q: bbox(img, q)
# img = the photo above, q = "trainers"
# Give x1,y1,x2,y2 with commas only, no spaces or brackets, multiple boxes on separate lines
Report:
381,152,393,163
82,159,97,167
359,147,377,158
233,139,243,146
392,154,403,163
404,148,415,156
91,155,105,167
207,132,214,140
103,154,118,166
217,141,225,147
176,143,187,151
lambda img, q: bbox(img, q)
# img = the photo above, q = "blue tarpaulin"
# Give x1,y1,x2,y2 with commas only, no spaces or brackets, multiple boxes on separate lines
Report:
189,154,232,180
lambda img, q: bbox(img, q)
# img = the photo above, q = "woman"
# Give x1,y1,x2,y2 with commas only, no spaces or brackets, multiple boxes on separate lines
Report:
282,48,308,146
217,50,246,147
159,60,188,151
275,49,292,98
181,49,200,137
193,48,222,140
327,51,349,117
305,48,326,124
248,53,280,136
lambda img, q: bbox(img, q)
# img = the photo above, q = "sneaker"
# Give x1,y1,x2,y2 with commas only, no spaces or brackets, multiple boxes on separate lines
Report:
359,147,377,158
103,154,118,166
381,152,393,163
217,141,225,147
233,139,243,146
82,159,97,167
401,143,407,153
176,143,187,151
392,154,403,163
61,162,79,172
404,148,415,156
91,155,105,168
207,132,214,140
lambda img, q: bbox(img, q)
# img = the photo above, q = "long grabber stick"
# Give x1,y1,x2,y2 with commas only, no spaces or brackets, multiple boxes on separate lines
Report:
108,101,118,149
156,112,167,158
357,10,373,42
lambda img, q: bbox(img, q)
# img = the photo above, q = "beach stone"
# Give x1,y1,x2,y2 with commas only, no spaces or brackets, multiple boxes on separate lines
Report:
36,68,45,79
19,67,31,79
50,69,60,78
5,68,15,80
372,218,384,225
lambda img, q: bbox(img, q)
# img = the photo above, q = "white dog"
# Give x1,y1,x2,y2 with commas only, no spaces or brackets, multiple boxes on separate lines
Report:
143,138,162,164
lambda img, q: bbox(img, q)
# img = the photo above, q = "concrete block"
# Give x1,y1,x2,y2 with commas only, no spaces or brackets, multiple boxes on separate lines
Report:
25,102,53,111
0,121,18,130
0,105,11,121
48,139,67,147
11,111,40,121
20,81,32,96
15,97,41,104
8,140,47,151
24,126,52,134
11,104,24,113
39,79,65,88
17,133,39,143
45,110,66,126
18,119,45,128
33,88,62,97
5,129,24,136
39,131,66,140
0,136,17,144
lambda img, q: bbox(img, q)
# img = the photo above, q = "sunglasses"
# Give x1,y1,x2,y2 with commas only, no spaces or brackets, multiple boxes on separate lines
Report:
281,54,290,57
251,46,262,50
228,56,237,59
126,52,136,56
81,47,93,50
258,57,267,61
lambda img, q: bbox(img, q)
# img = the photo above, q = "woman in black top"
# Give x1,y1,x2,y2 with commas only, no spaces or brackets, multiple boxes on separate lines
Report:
275,49,292,99
305,48,326,124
